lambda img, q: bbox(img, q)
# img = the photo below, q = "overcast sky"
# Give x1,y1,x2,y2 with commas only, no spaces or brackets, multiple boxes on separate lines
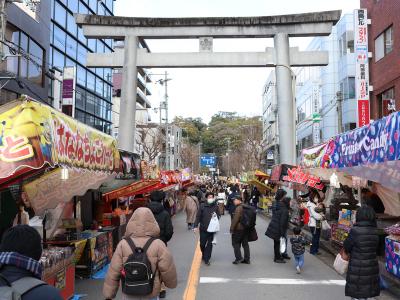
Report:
115,0,360,123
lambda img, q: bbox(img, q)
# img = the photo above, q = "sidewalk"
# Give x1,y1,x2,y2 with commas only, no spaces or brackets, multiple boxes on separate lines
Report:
260,211,400,298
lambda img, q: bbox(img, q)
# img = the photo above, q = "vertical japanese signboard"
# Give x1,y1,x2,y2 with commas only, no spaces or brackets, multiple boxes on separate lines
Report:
312,82,320,144
354,9,370,127
62,67,76,117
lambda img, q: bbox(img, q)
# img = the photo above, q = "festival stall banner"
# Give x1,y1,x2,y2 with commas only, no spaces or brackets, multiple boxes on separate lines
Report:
329,111,400,169
140,160,160,180
181,168,192,182
0,100,121,180
282,166,325,191
116,150,141,180
301,141,333,168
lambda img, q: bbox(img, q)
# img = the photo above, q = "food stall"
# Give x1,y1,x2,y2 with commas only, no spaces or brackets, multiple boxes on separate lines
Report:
0,98,122,291
300,111,400,275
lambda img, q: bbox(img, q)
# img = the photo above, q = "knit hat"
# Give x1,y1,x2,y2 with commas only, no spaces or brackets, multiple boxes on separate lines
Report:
150,190,166,202
0,225,42,261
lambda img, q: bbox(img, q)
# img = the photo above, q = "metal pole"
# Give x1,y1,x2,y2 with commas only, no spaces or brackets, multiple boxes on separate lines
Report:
118,35,138,152
336,91,343,134
0,0,6,59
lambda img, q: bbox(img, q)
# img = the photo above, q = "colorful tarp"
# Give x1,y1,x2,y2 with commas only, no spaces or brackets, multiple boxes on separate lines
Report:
0,99,121,181
301,111,400,193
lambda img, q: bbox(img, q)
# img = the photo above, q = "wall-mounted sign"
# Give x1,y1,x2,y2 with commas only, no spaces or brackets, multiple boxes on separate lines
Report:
354,9,370,127
62,67,76,117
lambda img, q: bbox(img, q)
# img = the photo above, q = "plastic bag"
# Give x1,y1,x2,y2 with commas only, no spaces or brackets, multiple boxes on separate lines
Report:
322,220,331,231
280,236,286,254
333,251,349,275
207,213,220,233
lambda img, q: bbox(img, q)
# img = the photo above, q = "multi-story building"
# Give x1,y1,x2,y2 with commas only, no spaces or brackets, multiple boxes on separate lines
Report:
295,13,357,158
361,0,399,120
48,0,115,134
261,71,278,172
0,0,51,104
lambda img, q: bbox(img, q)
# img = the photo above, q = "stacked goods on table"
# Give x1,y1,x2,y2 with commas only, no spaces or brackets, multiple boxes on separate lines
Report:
384,223,400,278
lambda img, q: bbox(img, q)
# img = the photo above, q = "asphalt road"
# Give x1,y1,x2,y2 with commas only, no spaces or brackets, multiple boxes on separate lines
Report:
75,211,396,300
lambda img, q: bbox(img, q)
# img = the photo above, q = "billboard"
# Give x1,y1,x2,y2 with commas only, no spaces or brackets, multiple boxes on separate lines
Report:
354,9,370,127
200,154,216,168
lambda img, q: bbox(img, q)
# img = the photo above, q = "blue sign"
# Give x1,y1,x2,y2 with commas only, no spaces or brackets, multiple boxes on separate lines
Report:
200,154,216,168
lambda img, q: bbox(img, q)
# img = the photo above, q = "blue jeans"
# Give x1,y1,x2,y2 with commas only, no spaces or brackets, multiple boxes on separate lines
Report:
294,254,304,269
310,227,321,254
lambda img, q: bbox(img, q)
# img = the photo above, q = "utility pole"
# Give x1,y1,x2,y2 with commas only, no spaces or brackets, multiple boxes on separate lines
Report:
336,91,343,134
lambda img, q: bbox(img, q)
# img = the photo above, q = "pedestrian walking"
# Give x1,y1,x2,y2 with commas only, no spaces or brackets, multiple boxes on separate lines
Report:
103,207,177,300
250,186,261,210
265,196,290,263
306,192,324,255
194,192,220,266
343,205,380,300
230,196,255,264
289,227,308,274
148,191,174,245
0,225,62,300
184,189,199,230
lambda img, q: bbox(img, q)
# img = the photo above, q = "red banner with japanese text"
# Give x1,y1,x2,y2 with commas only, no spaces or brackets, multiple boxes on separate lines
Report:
282,167,325,191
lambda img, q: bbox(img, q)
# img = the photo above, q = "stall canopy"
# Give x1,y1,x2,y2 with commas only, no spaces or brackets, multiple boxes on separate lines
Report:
0,99,121,212
301,111,400,193
301,111,400,215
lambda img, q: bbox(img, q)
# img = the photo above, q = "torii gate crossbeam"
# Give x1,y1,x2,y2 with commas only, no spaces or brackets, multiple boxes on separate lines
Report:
75,11,341,168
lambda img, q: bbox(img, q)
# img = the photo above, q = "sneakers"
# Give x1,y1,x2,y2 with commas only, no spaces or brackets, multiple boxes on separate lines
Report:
241,260,250,264
232,259,243,264
274,259,286,263
296,266,301,274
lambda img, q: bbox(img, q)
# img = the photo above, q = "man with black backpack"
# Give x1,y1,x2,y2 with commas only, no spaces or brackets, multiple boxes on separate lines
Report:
0,225,62,300
230,195,256,265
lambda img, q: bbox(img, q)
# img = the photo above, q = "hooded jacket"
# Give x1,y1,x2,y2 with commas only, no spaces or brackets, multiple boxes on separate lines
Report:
148,201,174,244
103,207,177,299
343,221,380,299
265,200,289,240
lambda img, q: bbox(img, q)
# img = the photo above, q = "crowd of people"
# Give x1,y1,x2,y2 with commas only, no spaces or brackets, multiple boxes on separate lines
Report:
0,180,383,300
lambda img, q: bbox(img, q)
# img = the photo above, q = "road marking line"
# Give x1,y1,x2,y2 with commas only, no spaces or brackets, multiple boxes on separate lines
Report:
199,277,346,286
183,240,202,300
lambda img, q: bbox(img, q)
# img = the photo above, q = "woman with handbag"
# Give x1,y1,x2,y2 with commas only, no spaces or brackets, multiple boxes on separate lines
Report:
343,205,380,300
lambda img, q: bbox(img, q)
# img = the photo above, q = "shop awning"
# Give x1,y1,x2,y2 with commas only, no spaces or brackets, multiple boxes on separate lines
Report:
102,179,160,202
0,99,121,182
301,111,400,193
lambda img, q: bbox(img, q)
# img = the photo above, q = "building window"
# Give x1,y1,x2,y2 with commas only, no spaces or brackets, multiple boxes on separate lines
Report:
375,26,393,61
380,87,395,117
54,1,67,27
0,24,44,86
340,30,354,56
340,77,356,100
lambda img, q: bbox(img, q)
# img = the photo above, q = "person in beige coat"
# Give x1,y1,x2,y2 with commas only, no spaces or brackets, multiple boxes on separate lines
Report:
103,207,177,300
184,190,199,230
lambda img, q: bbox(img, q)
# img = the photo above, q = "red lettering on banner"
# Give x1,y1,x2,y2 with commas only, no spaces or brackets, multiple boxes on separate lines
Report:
282,167,324,191
0,136,34,162
358,100,370,127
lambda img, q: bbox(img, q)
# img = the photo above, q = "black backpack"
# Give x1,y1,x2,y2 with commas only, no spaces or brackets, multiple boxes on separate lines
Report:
121,237,157,296
240,205,257,229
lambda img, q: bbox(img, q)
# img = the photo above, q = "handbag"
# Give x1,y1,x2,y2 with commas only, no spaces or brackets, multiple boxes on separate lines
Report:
207,213,220,233
248,227,258,242
333,249,349,275
321,220,331,231
279,236,286,254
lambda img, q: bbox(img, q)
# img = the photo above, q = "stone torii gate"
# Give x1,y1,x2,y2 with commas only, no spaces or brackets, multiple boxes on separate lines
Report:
76,10,341,167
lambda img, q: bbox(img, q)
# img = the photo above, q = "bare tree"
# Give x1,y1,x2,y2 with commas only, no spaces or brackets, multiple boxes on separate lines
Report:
136,127,165,163
180,140,201,173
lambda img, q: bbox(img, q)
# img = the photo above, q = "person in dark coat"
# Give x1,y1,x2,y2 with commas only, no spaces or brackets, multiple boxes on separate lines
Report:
250,187,261,209
194,192,220,266
0,225,62,300
265,196,290,263
343,205,380,300
149,190,174,245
